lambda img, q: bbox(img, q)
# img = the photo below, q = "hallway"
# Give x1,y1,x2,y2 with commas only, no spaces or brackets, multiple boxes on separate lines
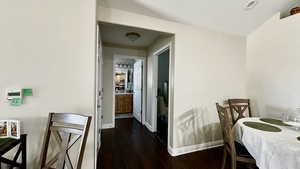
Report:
98,118,225,169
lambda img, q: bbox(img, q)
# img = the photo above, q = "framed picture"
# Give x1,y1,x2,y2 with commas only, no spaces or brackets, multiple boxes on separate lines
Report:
0,120,20,139
0,121,8,137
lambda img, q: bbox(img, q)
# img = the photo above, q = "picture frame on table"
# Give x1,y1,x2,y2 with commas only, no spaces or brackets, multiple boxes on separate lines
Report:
0,120,20,139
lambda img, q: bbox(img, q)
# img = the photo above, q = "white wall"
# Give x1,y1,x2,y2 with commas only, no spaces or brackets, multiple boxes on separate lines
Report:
102,46,146,127
98,7,247,150
0,0,96,168
247,13,300,118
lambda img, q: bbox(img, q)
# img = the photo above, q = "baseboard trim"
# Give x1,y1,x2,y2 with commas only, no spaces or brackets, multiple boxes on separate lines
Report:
102,123,114,129
168,140,223,156
145,121,155,132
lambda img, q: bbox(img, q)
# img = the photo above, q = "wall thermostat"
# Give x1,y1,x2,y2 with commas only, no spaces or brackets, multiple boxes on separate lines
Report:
6,89,22,101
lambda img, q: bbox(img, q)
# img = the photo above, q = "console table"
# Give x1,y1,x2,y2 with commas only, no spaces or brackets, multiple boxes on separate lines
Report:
0,134,27,169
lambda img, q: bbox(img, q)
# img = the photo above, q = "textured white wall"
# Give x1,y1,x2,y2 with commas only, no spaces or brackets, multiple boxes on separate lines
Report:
0,0,96,168
247,13,300,118
98,6,247,149
102,46,146,125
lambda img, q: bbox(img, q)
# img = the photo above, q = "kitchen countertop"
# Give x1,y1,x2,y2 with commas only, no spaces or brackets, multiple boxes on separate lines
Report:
115,92,133,95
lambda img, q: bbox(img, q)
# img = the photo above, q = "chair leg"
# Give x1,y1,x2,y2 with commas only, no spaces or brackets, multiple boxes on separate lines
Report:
22,135,27,169
221,148,227,169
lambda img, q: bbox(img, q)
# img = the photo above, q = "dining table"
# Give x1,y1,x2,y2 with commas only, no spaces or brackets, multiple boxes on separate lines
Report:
0,134,27,169
234,117,300,169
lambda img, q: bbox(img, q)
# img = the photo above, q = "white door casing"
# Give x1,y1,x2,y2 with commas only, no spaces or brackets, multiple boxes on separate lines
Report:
150,42,174,154
96,24,103,151
133,60,143,122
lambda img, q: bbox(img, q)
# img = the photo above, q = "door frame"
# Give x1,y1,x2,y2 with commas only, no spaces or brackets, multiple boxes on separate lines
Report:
152,42,174,150
94,23,102,169
112,55,147,127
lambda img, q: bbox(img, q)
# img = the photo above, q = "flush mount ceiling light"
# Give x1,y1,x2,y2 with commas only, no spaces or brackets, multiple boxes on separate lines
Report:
244,0,258,10
126,32,141,42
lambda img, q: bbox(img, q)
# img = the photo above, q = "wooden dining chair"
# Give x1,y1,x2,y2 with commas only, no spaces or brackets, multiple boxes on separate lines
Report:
39,113,92,169
216,103,255,169
228,99,252,124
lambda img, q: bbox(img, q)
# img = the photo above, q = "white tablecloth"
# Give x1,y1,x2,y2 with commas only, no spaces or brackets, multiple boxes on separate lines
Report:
235,117,300,169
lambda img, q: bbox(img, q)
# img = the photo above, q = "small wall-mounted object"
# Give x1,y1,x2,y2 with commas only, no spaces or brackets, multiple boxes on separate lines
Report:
281,0,300,19
289,0,300,16
22,88,33,96
6,89,23,106
290,7,300,15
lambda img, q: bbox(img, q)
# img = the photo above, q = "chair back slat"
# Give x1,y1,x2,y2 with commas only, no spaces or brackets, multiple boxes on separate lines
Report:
40,112,92,169
228,99,252,124
51,113,89,126
50,126,83,135
216,103,236,154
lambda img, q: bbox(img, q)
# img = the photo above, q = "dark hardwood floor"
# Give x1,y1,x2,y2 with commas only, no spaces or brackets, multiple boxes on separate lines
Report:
98,118,244,169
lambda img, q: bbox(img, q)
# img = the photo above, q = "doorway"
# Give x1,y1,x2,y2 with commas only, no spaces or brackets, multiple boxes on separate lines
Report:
98,22,174,154
99,22,173,131
113,56,146,124
155,47,170,146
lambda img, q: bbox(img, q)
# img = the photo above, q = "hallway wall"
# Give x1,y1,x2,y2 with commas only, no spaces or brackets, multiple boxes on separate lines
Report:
0,0,97,168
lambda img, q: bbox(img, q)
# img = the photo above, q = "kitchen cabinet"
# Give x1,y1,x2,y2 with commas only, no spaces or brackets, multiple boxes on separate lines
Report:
115,94,133,114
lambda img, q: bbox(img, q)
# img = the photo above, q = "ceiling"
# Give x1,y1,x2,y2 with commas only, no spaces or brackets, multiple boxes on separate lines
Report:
99,0,296,35
100,22,170,48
